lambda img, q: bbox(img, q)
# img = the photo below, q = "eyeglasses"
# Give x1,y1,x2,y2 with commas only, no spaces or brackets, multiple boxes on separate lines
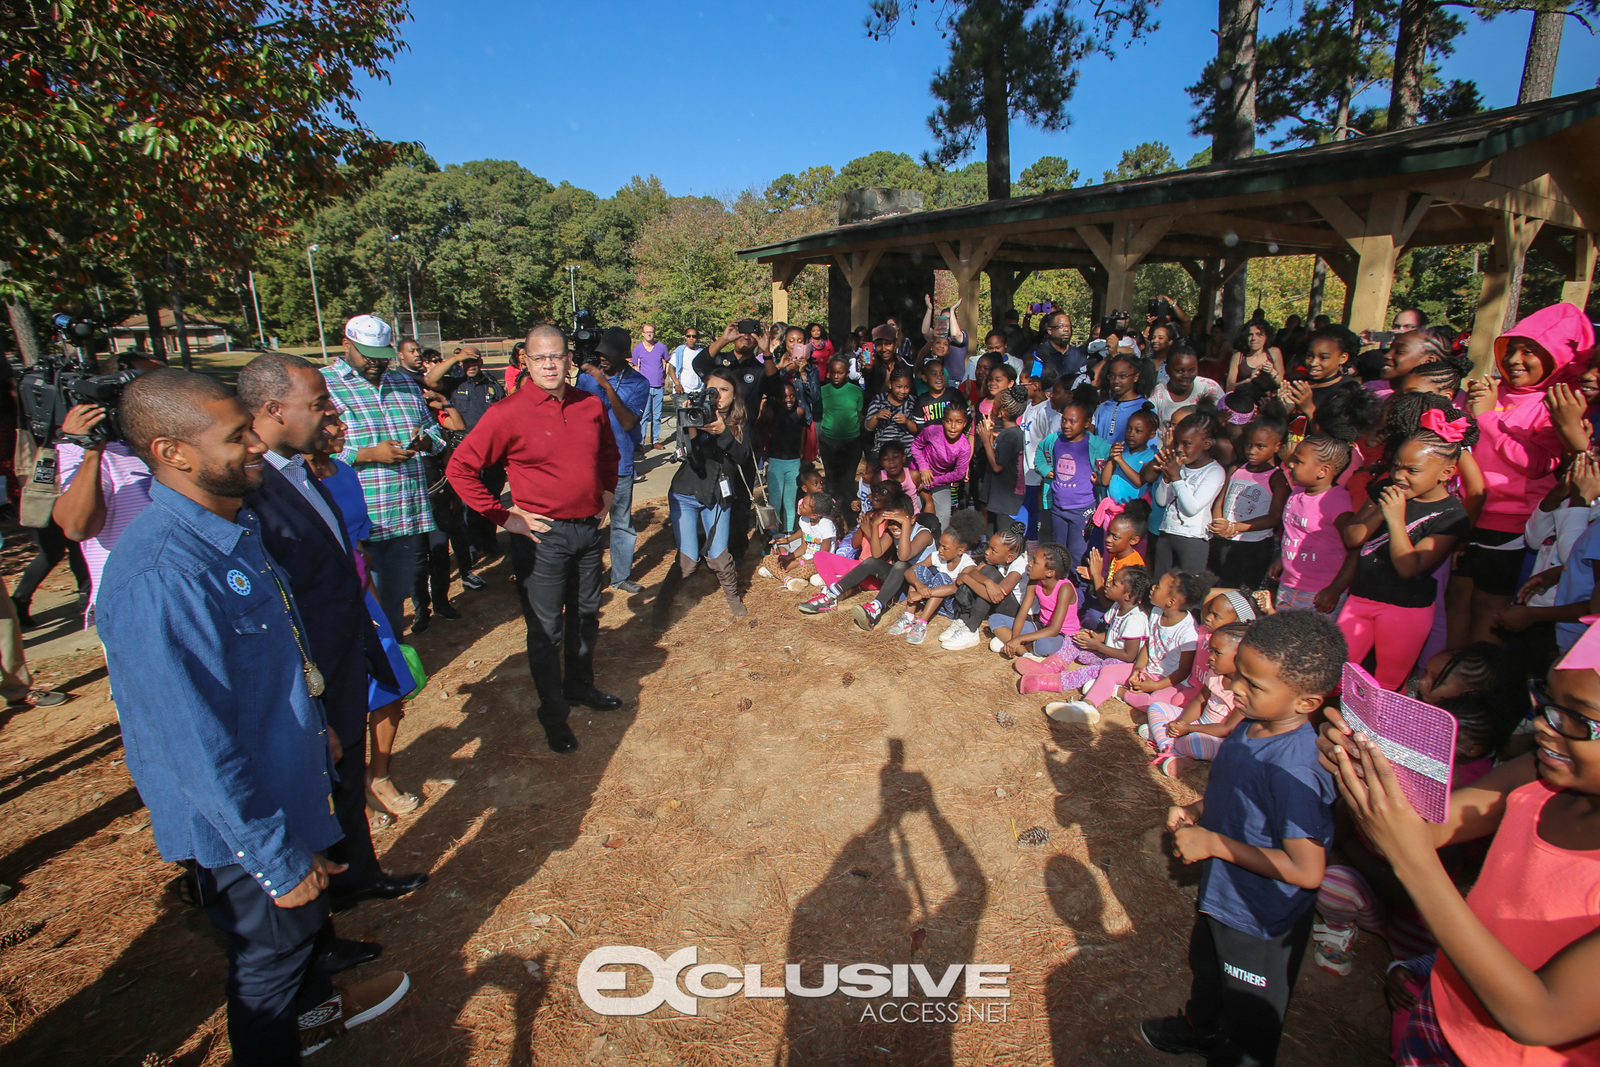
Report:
525,354,566,366
1528,679,1600,742
685,334,699,340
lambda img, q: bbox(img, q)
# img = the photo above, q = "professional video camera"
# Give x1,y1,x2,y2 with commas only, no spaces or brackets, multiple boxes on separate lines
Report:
675,388,719,429
17,314,144,447
571,309,604,364
1099,309,1131,335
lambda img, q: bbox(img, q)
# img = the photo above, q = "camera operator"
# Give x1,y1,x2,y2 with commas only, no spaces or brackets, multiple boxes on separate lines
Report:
652,370,750,631
445,324,620,755
695,319,773,561
574,328,649,594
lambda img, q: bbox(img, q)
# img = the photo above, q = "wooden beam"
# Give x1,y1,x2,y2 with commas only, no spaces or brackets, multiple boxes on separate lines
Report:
833,250,883,330
1175,212,1347,250
770,261,801,326
1564,231,1597,309
1467,211,1545,376
935,237,1000,341
1311,190,1433,334
1076,217,1175,317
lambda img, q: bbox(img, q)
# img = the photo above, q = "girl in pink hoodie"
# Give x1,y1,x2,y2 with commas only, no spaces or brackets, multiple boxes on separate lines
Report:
1455,302,1595,645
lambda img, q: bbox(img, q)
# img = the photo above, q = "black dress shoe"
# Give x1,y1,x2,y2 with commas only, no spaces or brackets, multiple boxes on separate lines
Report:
435,601,461,620
328,872,430,913
544,721,579,754
410,609,431,634
318,938,383,975
563,686,624,711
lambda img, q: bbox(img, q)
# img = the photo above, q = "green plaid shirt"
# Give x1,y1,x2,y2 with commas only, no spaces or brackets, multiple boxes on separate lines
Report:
321,361,445,542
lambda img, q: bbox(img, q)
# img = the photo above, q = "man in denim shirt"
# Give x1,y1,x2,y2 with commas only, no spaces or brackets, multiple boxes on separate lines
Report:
99,370,410,1063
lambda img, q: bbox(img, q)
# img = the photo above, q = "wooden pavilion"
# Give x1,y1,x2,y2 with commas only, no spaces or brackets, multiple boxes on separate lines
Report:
738,88,1600,372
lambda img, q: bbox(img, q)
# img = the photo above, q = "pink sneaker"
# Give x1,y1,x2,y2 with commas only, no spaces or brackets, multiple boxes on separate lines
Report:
1018,673,1066,695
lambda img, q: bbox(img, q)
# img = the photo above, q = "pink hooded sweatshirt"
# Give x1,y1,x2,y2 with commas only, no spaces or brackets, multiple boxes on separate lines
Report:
1474,303,1596,533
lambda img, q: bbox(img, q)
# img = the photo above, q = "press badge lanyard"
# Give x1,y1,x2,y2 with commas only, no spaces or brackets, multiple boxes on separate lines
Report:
264,565,326,698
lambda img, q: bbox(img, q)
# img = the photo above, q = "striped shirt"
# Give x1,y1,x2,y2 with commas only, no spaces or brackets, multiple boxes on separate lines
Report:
56,440,153,621
321,360,445,541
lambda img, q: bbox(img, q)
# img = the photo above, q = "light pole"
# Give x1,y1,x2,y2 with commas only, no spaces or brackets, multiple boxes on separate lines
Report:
306,244,328,360
565,264,579,327
386,234,401,330
248,270,266,347
405,258,419,343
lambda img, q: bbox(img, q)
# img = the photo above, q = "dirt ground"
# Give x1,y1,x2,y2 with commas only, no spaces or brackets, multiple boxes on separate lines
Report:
0,503,1394,1066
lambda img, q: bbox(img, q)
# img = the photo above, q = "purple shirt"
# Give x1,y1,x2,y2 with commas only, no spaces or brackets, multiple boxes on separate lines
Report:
910,423,973,490
631,342,668,388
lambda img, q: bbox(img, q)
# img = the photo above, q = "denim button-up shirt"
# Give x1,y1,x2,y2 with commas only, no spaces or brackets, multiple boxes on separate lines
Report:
98,482,341,897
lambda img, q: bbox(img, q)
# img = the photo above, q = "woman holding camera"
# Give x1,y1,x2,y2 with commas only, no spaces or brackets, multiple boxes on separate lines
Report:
653,370,751,631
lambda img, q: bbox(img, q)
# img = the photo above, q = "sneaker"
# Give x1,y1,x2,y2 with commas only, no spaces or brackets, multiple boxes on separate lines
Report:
434,601,460,621
798,593,836,615
1044,700,1101,724
943,627,982,651
298,970,411,1055
884,612,916,637
905,619,929,645
6,690,68,709
1139,1014,1215,1058
809,574,825,588
938,619,970,646
1136,723,1152,741
461,572,486,591
1313,922,1357,976
852,600,884,631
1157,754,1195,778
758,566,775,579
988,636,1006,653
612,579,645,594
784,578,810,592
410,610,430,634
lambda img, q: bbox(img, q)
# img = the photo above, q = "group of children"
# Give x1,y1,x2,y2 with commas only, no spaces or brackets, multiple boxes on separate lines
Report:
749,300,1600,1067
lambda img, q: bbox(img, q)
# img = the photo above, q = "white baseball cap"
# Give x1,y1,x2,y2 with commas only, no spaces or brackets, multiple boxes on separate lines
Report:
344,314,395,360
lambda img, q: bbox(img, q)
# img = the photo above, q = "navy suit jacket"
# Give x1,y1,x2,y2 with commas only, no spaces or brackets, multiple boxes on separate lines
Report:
245,460,395,738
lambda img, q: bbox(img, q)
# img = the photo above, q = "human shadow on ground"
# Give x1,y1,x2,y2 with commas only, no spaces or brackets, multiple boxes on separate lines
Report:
3,521,669,1065
779,738,988,1067
1041,720,1197,1066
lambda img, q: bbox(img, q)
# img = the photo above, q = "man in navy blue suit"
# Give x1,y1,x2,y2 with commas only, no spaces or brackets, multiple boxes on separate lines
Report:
239,354,428,921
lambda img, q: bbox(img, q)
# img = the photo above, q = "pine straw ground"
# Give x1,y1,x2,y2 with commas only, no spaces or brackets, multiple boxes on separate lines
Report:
0,506,1390,1066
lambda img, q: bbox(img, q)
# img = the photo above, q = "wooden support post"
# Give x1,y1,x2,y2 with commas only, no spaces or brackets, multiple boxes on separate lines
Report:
1075,217,1174,317
1078,265,1108,327
1467,210,1546,376
833,250,883,331
1312,190,1432,335
935,236,1000,345
1185,258,1222,341
1561,231,1597,309
770,261,799,327
986,266,1014,331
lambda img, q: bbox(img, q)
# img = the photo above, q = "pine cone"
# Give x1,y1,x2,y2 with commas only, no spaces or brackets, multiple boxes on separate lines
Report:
0,920,43,951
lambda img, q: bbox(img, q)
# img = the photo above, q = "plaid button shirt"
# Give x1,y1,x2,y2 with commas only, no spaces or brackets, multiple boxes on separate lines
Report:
321,361,444,541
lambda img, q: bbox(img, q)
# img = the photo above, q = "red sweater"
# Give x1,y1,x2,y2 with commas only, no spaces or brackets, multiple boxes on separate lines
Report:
446,384,618,524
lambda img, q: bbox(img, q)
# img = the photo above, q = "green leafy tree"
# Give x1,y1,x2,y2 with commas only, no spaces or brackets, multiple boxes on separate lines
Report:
1102,142,1178,183
866,0,1159,199
1016,155,1080,194
765,166,839,210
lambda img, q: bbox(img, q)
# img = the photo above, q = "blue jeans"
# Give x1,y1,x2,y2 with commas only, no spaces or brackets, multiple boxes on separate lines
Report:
367,533,421,637
670,492,729,562
987,614,1065,656
768,457,801,535
645,386,664,442
609,473,636,585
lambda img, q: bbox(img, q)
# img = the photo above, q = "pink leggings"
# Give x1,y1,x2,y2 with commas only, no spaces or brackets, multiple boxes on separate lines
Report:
1315,864,1435,962
1336,595,1435,691
1080,660,1190,711
812,551,882,592
1145,702,1226,760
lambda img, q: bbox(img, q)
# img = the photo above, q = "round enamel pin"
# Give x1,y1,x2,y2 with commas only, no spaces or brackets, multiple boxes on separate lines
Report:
226,569,252,596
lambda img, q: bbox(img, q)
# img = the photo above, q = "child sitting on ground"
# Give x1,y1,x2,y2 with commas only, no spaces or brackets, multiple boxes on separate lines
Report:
878,440,918,499
851,452,881,522
1050,569,1212,724
1142,610,1346,1067
802,485,936,620
942,522,1030,651
1019,566,1151,716
890,508,986,645
1142,622,1249,778
989,543,1079,659
1078,500,1150,628
759,491,838,590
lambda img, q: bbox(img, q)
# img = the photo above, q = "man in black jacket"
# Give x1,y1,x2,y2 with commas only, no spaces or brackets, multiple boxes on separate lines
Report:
238,353,428,916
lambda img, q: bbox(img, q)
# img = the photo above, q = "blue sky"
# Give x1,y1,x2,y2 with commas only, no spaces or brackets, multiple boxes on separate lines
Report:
352,0,1600,198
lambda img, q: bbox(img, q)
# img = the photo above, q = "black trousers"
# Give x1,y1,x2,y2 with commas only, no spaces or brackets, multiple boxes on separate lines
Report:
466,464,507,556
1185,907,1316,1067
1154,532,1212,578
197,863,333,1067
509,519,603,730
1207,537,1277,590
13,520,88,606
838,557,913,606
413,487,473,611
954,563,1022,630
816,433,862,521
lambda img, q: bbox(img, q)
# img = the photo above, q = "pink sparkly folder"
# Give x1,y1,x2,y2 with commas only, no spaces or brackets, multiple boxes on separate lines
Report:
1339,663,1457,823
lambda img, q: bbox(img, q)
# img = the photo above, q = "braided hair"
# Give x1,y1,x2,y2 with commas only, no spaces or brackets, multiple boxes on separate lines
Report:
995,383,1030,420
1112,563,1152,604
1176,398,1223,441
1401,352,1474,396
1385,391,1479,463
1112,498,1152,538
995,520,1028,556
1036,542,1072,577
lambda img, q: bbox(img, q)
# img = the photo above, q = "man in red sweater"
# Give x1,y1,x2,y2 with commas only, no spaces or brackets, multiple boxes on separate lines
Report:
446,324,621,754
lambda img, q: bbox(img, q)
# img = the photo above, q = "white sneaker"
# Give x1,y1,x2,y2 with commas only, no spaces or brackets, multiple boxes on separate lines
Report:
885,613,916,637
809,574,825,587
1136,723,1151,741
938,619,969,646
989,636,1006,653
758,566,774,579
785,578,810,592
944,628,982,651
1044,700,1101,724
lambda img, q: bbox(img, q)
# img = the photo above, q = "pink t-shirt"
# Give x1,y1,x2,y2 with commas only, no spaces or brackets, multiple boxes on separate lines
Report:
1278,484,1353,592
1033,577,1077,631
55,441,154,620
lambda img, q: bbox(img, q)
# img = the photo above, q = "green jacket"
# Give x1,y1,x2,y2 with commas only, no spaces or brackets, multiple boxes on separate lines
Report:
1034,430,1111,513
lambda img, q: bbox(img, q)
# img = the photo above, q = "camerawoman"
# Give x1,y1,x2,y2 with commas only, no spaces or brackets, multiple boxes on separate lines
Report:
651,371,750,630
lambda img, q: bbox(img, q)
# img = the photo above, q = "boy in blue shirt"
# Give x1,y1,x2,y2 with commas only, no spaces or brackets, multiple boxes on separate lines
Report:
1143,611,1346,1067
